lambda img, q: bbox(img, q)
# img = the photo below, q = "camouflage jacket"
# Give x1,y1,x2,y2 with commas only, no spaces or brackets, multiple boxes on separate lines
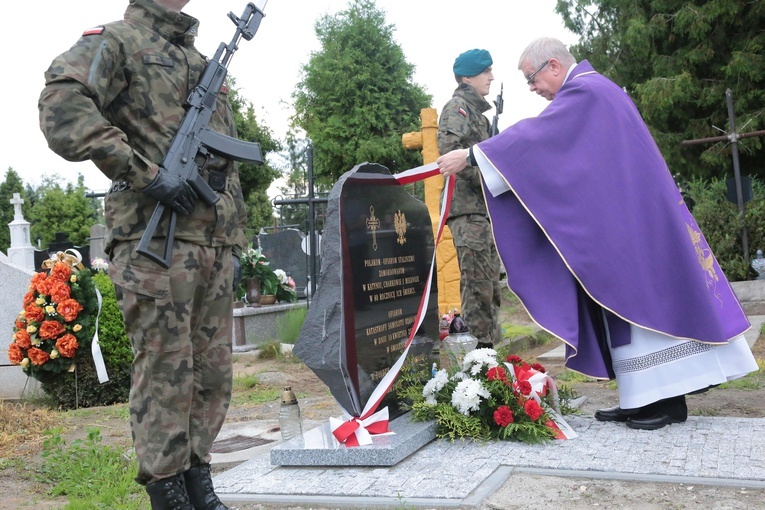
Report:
437,83,492,219
38,0,247,257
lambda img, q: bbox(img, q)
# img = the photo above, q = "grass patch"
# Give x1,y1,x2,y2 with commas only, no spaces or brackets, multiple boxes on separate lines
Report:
556,370,596,383
0,401,60,459
231,373,282,406
276,307,307,344
501,324,537,340
718,358,765,390
38,427,147,508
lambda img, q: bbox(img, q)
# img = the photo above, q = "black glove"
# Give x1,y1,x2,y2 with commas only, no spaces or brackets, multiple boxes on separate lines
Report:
141,170,198,216
232,256,242,292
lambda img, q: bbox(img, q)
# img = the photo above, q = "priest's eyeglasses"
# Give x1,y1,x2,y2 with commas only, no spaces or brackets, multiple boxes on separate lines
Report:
526,60,550,85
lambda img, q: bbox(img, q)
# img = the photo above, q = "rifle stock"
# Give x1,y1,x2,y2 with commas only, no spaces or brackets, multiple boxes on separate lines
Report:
135,1,267,268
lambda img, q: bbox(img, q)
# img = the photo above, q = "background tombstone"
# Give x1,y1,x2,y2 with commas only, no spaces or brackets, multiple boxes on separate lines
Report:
34,232,91,271
0,252,40,399
258,228,314,299
6,192,34,271
89,224,107,261
294,162,438,419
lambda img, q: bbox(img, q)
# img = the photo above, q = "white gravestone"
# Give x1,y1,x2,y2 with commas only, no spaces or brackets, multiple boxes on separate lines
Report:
7,193,34,271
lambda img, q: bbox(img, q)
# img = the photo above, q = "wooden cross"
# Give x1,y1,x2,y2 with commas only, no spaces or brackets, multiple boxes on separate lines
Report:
681,88,765,263
366,205,380,251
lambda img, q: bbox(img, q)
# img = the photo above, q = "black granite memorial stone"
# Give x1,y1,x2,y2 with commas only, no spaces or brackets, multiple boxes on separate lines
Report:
259,228,314,299
294,163,438,419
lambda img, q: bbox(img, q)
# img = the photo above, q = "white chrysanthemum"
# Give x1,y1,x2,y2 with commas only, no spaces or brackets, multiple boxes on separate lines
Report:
422,369,450,405
451,378,490,416
462,348,498,376
451,371,466,381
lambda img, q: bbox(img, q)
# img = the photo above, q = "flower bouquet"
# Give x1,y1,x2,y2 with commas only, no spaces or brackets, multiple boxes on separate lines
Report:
273,269,297,303
401,349,576,443
7,251,98,382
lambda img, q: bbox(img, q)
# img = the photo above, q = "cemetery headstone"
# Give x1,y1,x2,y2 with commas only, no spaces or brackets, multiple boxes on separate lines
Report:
7,192,34,271
34,232,91,272
259,228,313,299
0,252,39,399
89,224,107,261
294,162,439,420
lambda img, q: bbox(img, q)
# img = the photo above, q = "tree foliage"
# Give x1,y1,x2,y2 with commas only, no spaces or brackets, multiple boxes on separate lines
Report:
273,129,329,233
26,175,98,248
0,167,26,253
292,0,432,184
555,0,765,181
228,80,282,234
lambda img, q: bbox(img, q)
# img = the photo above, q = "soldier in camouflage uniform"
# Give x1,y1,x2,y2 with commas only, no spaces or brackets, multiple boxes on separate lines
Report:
38,1,244,509
437,49,502,349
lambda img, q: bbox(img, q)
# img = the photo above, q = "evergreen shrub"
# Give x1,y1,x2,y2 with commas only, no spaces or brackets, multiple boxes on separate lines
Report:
686,176,765,281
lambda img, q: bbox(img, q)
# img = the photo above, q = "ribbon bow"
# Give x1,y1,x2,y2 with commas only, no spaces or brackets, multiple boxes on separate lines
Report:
330,407,391,447
41,249,86,271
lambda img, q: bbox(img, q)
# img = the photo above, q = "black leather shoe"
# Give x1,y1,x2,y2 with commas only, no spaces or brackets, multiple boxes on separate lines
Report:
594,405,644,422
626,413,686,430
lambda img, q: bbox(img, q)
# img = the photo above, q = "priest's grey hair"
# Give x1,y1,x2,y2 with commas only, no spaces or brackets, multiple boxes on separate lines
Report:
518,37,576,70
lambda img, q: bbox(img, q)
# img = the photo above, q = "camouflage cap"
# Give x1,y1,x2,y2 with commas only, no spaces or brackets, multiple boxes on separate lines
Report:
453,49,492,77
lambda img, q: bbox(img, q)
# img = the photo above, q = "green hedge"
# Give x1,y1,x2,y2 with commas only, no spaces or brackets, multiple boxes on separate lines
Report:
685,176,765,282
40,272,131,409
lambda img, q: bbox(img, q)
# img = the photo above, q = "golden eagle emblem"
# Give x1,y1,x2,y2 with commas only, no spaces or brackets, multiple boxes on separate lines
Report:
394,210,407,245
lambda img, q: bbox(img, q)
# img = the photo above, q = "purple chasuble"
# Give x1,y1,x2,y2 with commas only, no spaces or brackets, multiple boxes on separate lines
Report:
477,60,749,379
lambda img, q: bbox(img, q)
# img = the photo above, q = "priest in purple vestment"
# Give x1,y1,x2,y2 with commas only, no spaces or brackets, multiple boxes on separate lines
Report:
436,37,759,430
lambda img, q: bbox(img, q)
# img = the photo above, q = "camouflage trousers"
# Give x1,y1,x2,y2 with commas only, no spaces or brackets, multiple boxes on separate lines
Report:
108,239,234,485
448,214,502,344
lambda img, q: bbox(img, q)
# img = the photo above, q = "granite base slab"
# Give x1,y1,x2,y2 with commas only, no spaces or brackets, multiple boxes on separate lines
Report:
269,412,437,467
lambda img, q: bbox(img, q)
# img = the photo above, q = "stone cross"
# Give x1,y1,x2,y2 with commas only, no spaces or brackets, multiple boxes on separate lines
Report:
11,193,23,221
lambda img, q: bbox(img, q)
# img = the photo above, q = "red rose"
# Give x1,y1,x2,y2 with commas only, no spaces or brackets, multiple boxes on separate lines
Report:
57,299,83,322
39,320,66,340
524,400,544,421
8,343,24,364
531,362,546,373
49,281,71,303
55,334,79,358
493,405,514,427
24,303,45,323
486,366,507,382
15,317,27,331
50,262,71,282
14,330,32,350
505,354,522,364
27,347,50,366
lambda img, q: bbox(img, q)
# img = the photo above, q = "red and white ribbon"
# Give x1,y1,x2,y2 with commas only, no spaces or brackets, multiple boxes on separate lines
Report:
331,162,453,446
506,362,577,440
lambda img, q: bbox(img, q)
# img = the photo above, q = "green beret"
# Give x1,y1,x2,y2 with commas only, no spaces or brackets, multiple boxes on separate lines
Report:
453,49,493,77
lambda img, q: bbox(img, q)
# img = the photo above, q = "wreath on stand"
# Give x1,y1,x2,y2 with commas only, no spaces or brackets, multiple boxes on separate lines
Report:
7,251,100,394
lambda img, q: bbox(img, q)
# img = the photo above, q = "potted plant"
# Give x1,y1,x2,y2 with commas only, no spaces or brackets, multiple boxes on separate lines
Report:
240,244,276,305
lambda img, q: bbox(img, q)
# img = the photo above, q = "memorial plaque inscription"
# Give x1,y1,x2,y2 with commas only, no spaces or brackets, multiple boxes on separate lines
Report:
294,163,438,418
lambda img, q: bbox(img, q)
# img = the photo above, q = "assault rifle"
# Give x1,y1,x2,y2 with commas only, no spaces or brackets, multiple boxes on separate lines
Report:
490,82,503,137
136,1,267,267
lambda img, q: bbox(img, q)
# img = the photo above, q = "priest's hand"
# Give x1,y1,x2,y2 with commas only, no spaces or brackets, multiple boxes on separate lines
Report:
437,148,470,177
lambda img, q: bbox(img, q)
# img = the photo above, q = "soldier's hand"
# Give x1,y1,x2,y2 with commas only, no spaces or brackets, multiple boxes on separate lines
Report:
232,255,242,292
142,169,198,215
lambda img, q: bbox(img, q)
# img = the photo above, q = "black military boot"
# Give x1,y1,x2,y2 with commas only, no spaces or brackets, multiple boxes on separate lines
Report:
145,473,194,510
183,463,230,510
